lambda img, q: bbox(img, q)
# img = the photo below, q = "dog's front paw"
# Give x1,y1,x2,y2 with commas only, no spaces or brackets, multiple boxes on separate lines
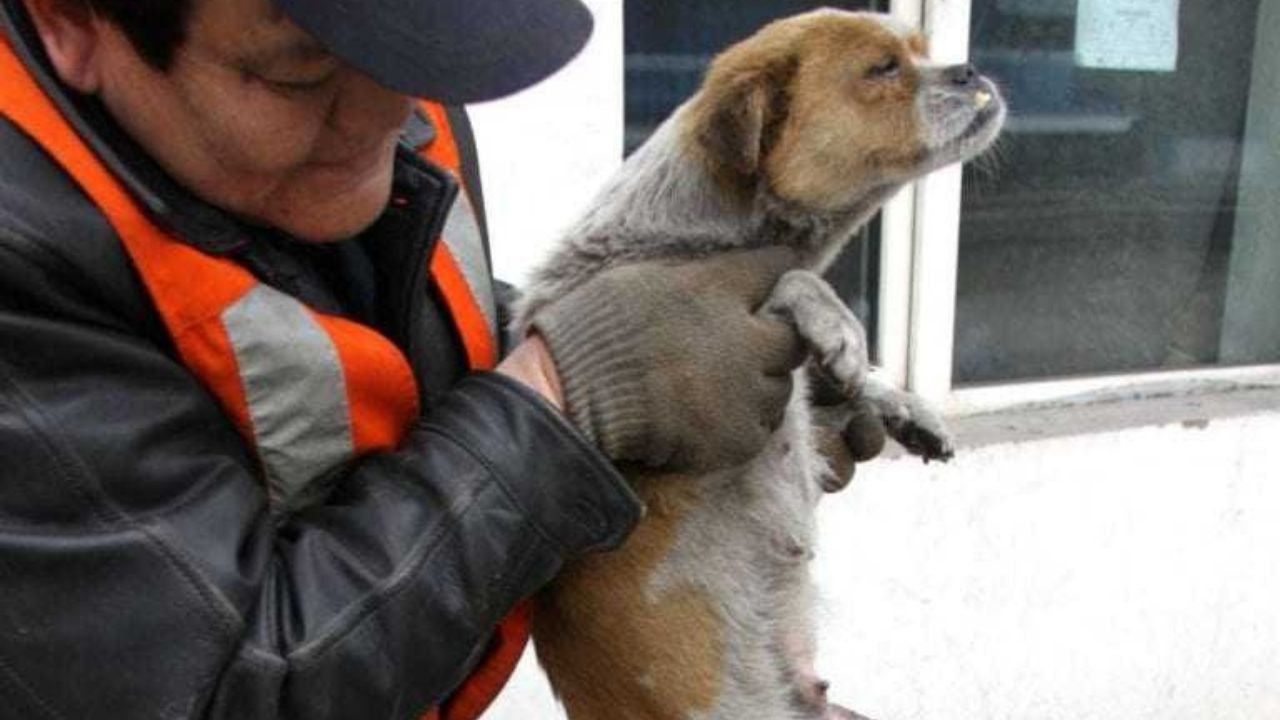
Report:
864,381,954,462
764,270,870,397
884,411,954,462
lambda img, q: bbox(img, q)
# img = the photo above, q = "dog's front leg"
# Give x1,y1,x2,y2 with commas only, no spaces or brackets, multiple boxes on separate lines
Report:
764,270,871,398
860,370,954,461
764,270,955,469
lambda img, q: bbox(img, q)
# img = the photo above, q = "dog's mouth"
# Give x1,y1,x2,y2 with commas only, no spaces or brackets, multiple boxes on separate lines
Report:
931,81,1007,166
957,99,1005,146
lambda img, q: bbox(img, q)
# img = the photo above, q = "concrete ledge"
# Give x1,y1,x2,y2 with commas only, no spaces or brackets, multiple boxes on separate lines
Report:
950,383,1280,449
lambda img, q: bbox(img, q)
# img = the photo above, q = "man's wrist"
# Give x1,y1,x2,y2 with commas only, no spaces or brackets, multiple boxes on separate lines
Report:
495,332,566,411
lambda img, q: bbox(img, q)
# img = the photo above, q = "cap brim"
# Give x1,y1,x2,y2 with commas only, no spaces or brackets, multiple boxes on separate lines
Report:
274,0,593,104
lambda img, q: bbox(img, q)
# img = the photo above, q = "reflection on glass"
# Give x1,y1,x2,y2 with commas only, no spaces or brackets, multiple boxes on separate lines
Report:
955,0,1280,384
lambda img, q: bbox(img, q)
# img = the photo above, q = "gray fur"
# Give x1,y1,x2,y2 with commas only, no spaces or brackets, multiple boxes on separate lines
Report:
514,106,889,326
646,387,828,720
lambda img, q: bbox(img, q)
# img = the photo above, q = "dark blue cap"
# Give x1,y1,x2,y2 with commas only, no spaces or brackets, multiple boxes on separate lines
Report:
274,0,594,103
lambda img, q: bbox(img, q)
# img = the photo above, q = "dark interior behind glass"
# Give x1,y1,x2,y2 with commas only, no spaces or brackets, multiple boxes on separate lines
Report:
956,0,1278,384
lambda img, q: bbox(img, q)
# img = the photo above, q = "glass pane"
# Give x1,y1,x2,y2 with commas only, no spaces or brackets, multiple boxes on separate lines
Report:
955,0,1280,384
624,0,887,360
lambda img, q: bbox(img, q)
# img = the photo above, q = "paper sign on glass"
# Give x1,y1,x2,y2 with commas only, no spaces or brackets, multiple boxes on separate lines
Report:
1075,0,1181,72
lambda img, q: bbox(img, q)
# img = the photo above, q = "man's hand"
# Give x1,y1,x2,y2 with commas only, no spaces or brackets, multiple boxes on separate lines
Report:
530,247,805,471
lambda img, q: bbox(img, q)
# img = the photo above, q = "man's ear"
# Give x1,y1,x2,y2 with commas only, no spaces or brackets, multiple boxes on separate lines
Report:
22,0,104,93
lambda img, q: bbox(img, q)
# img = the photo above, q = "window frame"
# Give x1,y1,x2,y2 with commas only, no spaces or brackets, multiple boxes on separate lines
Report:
884,0,1280,413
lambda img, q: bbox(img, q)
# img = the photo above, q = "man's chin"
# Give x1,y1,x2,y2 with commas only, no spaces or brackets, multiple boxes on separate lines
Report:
254,148,400,242
278,210,383,243
263,185,391,243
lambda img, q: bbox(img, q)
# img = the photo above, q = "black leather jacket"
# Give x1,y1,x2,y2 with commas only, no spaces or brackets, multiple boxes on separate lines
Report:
0,6,641,719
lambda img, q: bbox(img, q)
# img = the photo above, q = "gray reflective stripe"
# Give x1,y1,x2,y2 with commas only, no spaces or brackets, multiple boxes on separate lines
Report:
442,192,498,340
222,285,354,507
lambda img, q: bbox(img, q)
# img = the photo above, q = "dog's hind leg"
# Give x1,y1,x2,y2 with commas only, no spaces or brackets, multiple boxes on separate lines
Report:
764,270,954,463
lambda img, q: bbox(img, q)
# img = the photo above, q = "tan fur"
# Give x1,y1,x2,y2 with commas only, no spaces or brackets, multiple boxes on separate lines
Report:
684,14,930,209
534,474,723,719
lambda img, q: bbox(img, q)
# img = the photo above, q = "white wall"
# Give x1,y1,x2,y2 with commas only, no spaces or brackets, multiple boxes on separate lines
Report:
814,411,1280,720
467,0,624,286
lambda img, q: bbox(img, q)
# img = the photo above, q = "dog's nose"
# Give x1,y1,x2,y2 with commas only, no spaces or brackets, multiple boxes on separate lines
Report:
945,64,978,87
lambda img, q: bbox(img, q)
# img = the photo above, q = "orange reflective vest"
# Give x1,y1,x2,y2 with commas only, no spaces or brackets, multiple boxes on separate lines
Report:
0,35,528,720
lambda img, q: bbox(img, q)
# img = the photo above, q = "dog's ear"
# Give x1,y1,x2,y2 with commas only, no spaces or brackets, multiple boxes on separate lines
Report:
687,57,794,197
697,76,771,179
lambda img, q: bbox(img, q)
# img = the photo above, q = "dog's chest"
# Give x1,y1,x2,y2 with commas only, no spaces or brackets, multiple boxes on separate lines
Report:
642,380,826,604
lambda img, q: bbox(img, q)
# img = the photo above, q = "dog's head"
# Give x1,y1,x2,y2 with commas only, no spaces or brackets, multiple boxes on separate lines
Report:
684,10,1005,210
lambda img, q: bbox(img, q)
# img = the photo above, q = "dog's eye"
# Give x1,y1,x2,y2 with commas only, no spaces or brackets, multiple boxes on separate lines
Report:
866,57,901,79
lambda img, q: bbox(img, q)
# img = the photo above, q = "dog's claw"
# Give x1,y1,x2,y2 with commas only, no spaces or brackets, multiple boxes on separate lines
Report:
886,417,955,462
866,380,956,462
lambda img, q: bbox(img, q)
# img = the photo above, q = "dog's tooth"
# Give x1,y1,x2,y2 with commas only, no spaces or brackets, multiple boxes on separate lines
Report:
975,91,992,109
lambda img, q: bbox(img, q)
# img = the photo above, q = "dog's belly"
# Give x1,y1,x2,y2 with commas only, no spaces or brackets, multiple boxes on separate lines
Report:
533,381,830,720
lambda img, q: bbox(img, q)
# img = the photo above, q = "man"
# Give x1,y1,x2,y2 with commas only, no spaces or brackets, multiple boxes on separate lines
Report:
0,0,810,718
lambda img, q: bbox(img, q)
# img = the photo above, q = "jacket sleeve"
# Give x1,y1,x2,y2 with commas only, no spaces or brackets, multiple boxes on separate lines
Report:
0,227,642,719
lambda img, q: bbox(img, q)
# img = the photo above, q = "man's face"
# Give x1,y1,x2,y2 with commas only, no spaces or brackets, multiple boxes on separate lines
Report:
72,0,414,241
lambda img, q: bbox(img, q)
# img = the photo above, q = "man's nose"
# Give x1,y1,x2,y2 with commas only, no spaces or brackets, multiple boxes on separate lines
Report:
328,68,415,140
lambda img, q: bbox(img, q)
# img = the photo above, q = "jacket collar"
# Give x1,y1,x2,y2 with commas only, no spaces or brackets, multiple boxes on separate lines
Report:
0,0,444,256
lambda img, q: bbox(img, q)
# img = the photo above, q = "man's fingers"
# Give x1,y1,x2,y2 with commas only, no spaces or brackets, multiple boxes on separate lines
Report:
755,372,794,432
698,246,802,307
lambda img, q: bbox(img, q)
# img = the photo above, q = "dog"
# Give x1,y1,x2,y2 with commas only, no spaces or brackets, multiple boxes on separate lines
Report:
515,10,1005,719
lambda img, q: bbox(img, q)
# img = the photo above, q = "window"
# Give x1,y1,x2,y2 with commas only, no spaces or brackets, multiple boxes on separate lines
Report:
620,0,1280,408
955,0,1280,385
